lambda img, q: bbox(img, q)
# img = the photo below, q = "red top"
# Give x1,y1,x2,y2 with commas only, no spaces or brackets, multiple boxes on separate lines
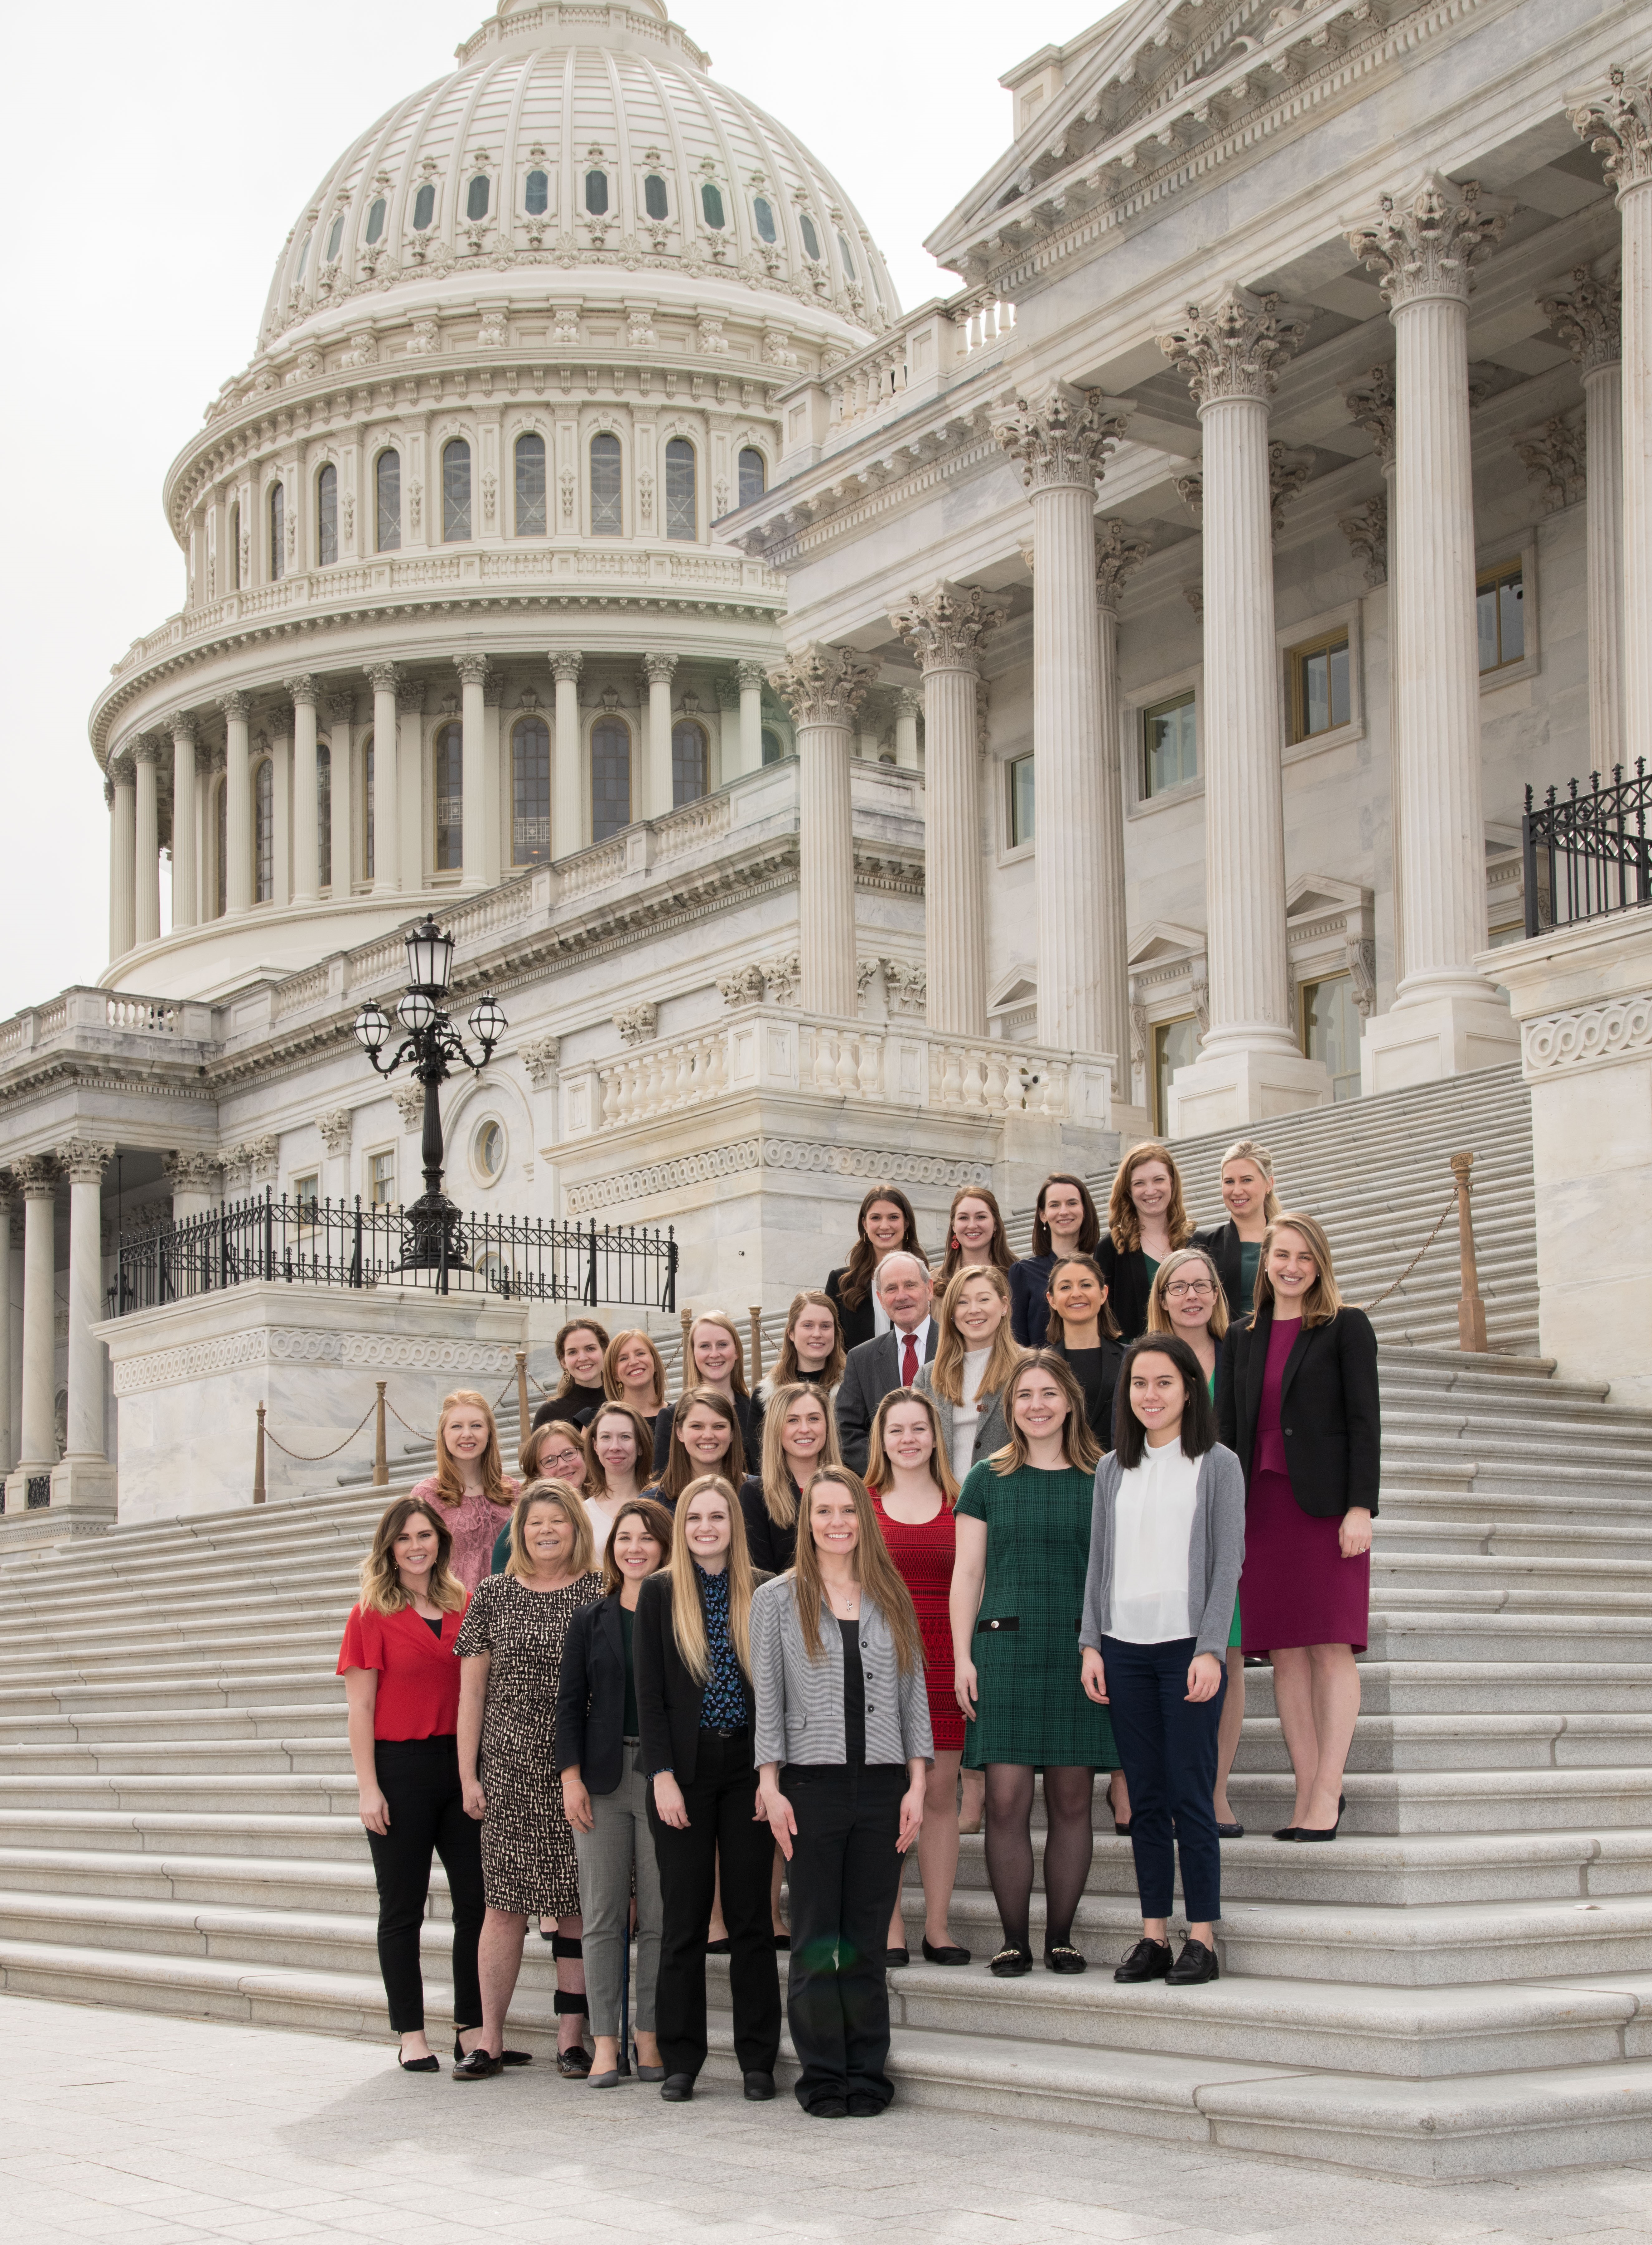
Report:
337,1598,470,1740
869,1489,964,1752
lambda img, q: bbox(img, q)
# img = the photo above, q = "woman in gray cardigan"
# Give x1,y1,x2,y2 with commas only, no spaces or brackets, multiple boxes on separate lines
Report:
1080,1334,1244,1990
752,1466,932,2118
913,1265,1023,1483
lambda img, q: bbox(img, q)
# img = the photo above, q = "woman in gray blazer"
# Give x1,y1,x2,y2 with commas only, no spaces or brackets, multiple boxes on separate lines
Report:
913,1266,1025,1484
752,1466,932,2119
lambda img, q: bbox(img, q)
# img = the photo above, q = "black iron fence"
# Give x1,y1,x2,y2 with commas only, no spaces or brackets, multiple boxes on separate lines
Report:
1524,760,1652,938
110,1194,678,1316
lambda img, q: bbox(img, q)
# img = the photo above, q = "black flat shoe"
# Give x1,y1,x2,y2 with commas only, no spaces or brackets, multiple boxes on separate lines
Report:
455,2034,531,2067
1166,1937,1220,1986
921,1938,971,1966
846,2092,885,2116
884,1947,910,1969
1113,1820,1133,1836
452,2046,502,2079
660,2073,695,2102
1113,1938,1172,1984
989,1943,1034,1978
398,2052,441,2073
743,2070,776,2101
557,2044,593,2077
1215,1821,1244,1839
705,1936,731,1955
1044,1943,1087,1975
772,1932,791,1952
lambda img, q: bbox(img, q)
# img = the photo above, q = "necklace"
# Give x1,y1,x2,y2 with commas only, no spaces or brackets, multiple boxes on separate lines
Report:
825,1578,860,1617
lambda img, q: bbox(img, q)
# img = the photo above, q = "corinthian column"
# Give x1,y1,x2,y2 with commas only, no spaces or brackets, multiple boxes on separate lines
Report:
365,665,401,891
1155,288,1330,1129
287,674,320,904
222,691,253,913
108,759,136,961
1346,175,1518,1089
737,661,767,777
642,653,678,818
133,741,161,945
1094,521,1152,1108
549,652,583,856
169,714,198,929
993,382,1128,1057
770,645,875,1019
456,656,490,889
1541,268,1623,770
51,1140,115,1515
1570,71,1652,768
891,584,1007,1037
5,1156,58,1513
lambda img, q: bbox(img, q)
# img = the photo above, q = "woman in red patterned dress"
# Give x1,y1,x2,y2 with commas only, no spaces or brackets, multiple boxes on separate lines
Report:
866,1388,971,1967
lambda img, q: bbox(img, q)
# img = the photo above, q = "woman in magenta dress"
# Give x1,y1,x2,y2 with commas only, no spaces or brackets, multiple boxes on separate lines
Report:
1218,1212,1378,1844
865,1386,971,1966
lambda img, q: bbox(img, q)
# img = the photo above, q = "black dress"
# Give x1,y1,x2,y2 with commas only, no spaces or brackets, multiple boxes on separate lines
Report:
1095,1240,1156,1342
825,1268,877,1352
534,1383,606,1432
739,1473,798,1574
653,1391,761,1483
1051,1335,1124,1449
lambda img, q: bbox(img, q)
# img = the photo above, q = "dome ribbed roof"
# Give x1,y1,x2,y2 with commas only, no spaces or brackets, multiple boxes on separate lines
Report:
258,0,898,351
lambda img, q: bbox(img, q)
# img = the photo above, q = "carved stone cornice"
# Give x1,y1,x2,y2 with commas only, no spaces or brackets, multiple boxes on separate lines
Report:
283,672,319,708
769,644,876,729
1338,494,1389,589
1569,67,1652,198
1094,519,1152,613
888,582,1007,675
1540,267,1623,375
1345,175,1510,310
1340,365,1398,471
55,1140,112,1186
992,382,1128,493
1157,287,1307,408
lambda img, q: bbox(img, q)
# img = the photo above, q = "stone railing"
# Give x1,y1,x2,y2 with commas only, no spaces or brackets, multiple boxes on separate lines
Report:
813,293,1017,452
0,987,213,1064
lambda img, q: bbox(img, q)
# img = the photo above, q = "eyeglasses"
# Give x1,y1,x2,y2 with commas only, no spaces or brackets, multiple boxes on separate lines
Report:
541,1449,582,1473
1163,1281,1213,1300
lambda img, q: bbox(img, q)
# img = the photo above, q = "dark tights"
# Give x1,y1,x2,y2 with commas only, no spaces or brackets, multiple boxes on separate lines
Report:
982,1765,1096,1952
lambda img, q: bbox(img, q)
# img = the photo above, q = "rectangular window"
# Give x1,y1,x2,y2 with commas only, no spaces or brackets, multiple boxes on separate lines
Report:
1287,632,1351,744
368,1150,396,1206
1152,1016,1200,1136
317,745,331,890
1301,975,1361,1102
434,725,463,872
293,1173,320,1233
1477,560,1524,673
363,740,375,882
1008,754,1034,848
1143,692,1197,798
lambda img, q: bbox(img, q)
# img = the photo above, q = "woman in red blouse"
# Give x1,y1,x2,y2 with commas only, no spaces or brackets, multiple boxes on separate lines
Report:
339,1496,497,2073
865,1389,972,1967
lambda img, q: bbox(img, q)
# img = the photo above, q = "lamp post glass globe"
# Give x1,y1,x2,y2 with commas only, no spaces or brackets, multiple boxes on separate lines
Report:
398,988,437,1034
353,1000,392,1056
404,915,455,996
470,993,506,1051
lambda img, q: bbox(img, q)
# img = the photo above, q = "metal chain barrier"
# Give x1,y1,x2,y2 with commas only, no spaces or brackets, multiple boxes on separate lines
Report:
1362,1194,1456,1316
260,1398,380,1463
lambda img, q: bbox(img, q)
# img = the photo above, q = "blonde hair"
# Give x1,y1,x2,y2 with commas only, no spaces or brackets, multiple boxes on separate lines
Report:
790,1467,924,1675
992,1350,1103,1476
1220,1139,1282,1226
756,1382,841,1529
864,1386,959,1508
679,1311,751,1403
657,1386,746,1502
666,1475,757,1684
432,1390,513,1511
597,1496,674,1597
506,1479,595,1580
519,1417,588,1488
604,1327,666,1413
1107,1144,1196,1256
357,1497,468,1616
930,1265,1024,1405
585,1400,655,1494
1147,1247,1231,1342
1255,1212,1345,1329
771,1291,846,1391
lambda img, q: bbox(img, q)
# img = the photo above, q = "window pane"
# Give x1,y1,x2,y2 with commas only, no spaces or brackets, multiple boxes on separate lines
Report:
753,196,776,243
1143,693,1196,796
376,451,401,551
1009,755,1035,847
1329,640,1350,729
761,727,784,766
512,717,550,863
366,197,386,245
515,433,547,536
317,464,338,566
363,737,375,882
525,169,548,216
672,721,707,807
326,214,344,262
435,724,463,870
664,438,696,540
837,231,856,278
1477,580,1499,672
591,718,631,840
1152,1017,1200,1134
1500,573,1524,664
644,173,668,221
585,169,608,216
701,182,725,229
269,484,285,580
412,183,435,231
317,744,331,890
255,759,273,903
800,214,820,260
1304,648,1329,738
1302,976,1361,1100
296,232,311,279
466,174,490,221
590,433,622,535
738,447,765,507
369,1150,395,1205
443,439,471,542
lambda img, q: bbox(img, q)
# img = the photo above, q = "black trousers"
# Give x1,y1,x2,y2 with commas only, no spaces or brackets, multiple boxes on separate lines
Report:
365,1736,485,2034
648,1727,781,2079
1099,1635,1225,1923
781,1762,906,2111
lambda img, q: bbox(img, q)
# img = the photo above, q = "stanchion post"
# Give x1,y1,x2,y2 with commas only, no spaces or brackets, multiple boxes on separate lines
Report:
748,1305,764,1385
374,1382,389,1486
515,1348,530,1445
1452,1151,1488,1353
679,1304,692,1394
253,1404,267,1505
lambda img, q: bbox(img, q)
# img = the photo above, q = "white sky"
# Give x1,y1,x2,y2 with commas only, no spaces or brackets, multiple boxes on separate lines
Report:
0,0,1105,1024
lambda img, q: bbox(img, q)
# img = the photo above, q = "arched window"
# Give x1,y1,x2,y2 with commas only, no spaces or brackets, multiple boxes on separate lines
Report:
591,718,631,841
375,450,401,552
585,169,608,216
365,197,386,245
800,213,821,261
525,169,548,216
316,742,332,889
644,173,668,221
512,717,551,864
514,433,547,536
837,231,857,278
254,758,274,902
412,182,436,230
664,438,696,540
229,502,241,590
362,733,375,882
316,463,338,565
700,181,725,230
761,726,785,766
215,778,227,916
752,196,777,243
738,447,766,507
590,432,622,536
442,439,472,542
671,720,708,807
434,723,463,871
268,482,285,581
295,231,312,280
466,174,490,221
325,213,344,261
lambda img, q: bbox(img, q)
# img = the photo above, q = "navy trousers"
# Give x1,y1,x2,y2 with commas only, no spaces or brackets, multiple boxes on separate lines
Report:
1098,1635,1225,1923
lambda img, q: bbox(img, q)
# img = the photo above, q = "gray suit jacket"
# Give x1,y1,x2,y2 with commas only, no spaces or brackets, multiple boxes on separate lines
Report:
834,1324,939,1474
911,1361,1012,1475
750,1575,934,1770
1080,1443,1246,1663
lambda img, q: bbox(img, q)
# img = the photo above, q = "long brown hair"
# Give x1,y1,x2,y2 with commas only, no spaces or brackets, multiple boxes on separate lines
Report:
1254,1212,1345,1329
755,1381,841,1528
935,1185,1013,1292
771,1290,846,1390
666,1474,756,1683
837,1185,924,1311
357,1497,468,1616
1031,1173,1102,1258
864,1386,959,1507
1107,1143,1195,1255
505,1479,596,1581
677,1311,751,1404
657,1386,746,1502
519,1417,588,1487
930,1265,1024,1405
553,1317,611,1398
790,1466,923,1674
598,1496,675,1596
1045,1253,1122,1344
432,1390,513,1510
603,1326,666,1413
1147,1247,1231,1342
991,1350,1103,1476
585,1400,655,1494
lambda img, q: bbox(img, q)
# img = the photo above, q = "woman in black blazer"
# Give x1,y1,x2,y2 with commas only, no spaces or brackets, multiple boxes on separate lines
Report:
556,1496,675,2087
1097,1143,1196,1341
825,1186,924,1353
1217,1213,1378,1846
1192,1138,1280,1324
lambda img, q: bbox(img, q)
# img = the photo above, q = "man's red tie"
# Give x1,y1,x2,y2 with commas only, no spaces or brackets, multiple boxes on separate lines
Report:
901,1333,918,1386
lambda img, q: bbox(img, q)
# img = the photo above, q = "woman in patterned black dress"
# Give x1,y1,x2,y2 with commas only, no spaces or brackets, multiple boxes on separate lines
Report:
456,1481,602,2078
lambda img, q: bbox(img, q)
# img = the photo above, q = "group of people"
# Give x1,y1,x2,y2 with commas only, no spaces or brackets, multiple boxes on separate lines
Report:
337,1137,1379,2110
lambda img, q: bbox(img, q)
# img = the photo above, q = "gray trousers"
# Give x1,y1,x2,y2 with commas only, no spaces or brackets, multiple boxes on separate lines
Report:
572,1751,662,2037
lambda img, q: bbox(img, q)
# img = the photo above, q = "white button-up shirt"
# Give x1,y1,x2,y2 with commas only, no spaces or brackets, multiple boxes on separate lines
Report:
1110,1437,1200,1643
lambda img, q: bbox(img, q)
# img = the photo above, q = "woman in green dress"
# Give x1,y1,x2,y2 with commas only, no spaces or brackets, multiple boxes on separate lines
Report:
949,1350,1117,1978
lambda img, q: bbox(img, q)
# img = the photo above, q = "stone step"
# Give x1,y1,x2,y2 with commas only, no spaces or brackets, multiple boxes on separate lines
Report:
0,1671,346,1720
1225,1766,1652,1835
1234,1711,1652,1775
1251,1661,1652,1718
0,1737,354,1778
1367,1612,1652,1663
0,1703,348,1749
0,1808,367,1862
1377,1515,1652,1563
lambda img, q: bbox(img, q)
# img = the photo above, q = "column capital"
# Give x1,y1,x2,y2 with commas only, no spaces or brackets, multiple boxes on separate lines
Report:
365,662,401,696
326,685,357,725
993,381,1129,493
482,675,507,706
734,659,768,693
13,1154,58,1199
316,1109,354,1156
895,685,924,720
640,652,679,686
1570,67,1652,197
165,709,198,745
770,643,877,728
162,1149,223,1194
283,673,319,708
55,1141,113,1186
714,676,741,712
220,689,252,723
1094,519,1152,612
1268,443,1314,534
1157,284,1307,406
1338,492,1389,588
548,650,584,685
889,582,1008,675
396,676,427,715
132,737,162,768
1514,413,1587,511
108,749,135,786
454,654,491,688
1339,364,1398,470
1540,265,1622,373
1345,174,1510,310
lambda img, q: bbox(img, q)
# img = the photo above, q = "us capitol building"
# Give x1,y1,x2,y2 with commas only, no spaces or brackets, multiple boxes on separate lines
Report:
1,0,1648,1519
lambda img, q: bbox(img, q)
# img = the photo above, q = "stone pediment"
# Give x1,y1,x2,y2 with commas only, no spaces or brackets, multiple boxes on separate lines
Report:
1285,872,1370,925
1128,919,1206,972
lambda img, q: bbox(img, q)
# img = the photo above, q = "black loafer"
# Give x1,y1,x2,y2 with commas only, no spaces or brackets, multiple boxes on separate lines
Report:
743,2070,776,2101
556,2045,592,2078
1167,1937,1220,1986
660,2073,695,2102
1044,1943,1087,1975
705,1936,731,1955
988,1943,1034,1977
884,1947,910,1969
452,2046,502,2079
1215,1822,1244,1840
772,1932,791,1952
1113,1938,1172,1984
921,1938,971,1966
455,2034,531,2068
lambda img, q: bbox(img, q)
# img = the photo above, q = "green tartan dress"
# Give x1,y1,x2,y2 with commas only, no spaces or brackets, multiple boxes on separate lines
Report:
956,1461,1119,1771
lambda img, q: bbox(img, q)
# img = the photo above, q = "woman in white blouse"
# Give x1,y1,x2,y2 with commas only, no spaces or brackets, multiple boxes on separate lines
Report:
1079,1334,1244,1990
913,1267,1025,1483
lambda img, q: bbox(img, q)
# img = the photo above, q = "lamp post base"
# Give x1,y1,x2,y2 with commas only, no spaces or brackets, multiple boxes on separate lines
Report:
399,1191,465,1281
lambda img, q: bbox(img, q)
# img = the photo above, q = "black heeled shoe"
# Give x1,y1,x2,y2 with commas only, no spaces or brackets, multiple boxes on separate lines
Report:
455,2033,531,2068
1295,1793,1347,1844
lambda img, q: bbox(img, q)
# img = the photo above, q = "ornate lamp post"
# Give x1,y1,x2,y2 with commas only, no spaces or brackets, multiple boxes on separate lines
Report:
352,914,506,1278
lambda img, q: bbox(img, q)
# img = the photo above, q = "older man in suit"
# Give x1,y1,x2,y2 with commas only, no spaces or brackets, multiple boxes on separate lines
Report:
835,1251,937,1474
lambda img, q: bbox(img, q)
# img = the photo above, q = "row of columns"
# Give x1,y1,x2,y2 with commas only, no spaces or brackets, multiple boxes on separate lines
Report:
1,1144,113,1516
